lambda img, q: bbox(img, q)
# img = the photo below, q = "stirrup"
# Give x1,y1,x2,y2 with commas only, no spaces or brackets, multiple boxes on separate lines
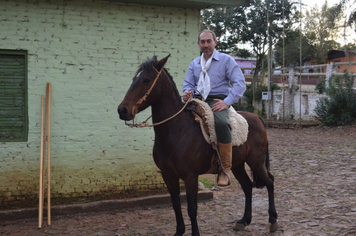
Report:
217,171,231,187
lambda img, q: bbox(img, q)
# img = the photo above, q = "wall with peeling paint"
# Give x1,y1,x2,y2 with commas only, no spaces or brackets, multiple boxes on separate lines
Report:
0,0,200,204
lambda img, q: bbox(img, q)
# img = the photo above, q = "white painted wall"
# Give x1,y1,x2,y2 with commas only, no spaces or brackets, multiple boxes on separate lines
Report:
0,0,200,203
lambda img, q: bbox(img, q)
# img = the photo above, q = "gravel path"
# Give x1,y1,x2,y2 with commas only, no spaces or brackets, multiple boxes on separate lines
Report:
1,125,356,236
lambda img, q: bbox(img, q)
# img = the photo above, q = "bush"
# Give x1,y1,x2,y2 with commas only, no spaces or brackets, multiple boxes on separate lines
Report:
314,70,356,126
315,78,326,94
234,84,254,112
233,83,280,113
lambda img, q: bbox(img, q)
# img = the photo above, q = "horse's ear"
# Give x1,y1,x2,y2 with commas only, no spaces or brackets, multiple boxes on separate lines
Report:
154,54,171,71
150,55,157,62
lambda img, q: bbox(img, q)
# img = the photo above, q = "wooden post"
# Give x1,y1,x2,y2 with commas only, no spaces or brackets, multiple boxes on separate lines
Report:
38,95,45,229
38,82,52,228
46,83,52,225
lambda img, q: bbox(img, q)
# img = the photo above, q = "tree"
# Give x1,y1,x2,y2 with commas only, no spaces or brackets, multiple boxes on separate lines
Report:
342,42,356,51
274,1,353,67
274,29,316,67
201,0,298,111
304,2,342,64
334,0,356,33
350,9,356,32
231,0,297,74
201,7,246,54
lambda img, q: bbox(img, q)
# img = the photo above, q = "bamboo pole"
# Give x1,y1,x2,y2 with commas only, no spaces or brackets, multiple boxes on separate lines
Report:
38,83,52,227
38,95,45,229
46,83,52,225
42,87,48,210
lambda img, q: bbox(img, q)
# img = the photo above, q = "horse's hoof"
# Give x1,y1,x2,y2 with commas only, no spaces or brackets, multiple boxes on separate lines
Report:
270,221,279,232
233,222,246,231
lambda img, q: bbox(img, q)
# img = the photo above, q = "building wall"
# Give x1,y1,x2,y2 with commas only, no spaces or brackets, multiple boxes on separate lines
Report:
327,55,356,73
0,0,201,203
234,57,256,75
270,90,324,120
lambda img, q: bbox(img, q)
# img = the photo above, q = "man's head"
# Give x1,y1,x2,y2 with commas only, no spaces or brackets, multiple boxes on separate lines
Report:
198,30,217,59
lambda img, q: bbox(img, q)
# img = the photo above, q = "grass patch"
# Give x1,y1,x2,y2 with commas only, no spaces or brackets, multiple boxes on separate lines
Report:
198,177,215,189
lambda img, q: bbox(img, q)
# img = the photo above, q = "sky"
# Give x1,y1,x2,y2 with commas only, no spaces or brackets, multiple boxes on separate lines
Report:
302,0,356,44
304,0,341,10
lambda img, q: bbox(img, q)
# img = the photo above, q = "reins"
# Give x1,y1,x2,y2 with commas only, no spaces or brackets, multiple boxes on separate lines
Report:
125,65,203,128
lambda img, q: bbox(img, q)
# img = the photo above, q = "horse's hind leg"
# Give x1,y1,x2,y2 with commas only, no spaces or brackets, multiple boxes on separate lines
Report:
252,166,278,232
266,171,279,232
232,163,253,230
162,174,185,236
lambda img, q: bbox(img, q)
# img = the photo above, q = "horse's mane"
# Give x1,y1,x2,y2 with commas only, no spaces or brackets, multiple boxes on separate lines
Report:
138,57,181,100
138,57,157,75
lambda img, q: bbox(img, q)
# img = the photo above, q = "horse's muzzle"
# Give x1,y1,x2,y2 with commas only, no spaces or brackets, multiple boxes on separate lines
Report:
117,106,132,121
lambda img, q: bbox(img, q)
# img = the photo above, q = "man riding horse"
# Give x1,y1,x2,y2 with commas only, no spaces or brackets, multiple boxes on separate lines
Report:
182,29,246,187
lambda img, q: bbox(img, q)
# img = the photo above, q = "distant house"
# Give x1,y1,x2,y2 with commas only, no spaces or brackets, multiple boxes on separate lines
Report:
233,57,257,75
326,50,356,73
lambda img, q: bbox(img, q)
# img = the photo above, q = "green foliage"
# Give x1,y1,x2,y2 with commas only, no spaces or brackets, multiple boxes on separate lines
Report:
304,3,342,64
271,83,281,90
315,79,326,94
234,84,254,112
314,70,356,126
201,0,297,114
201,7,246,54
350,9,356,32
201,0,297,74
343,42,356,51
234,83,280,113
274,29,316,67
333,0,356,33
274,1,345,67
232,48,253,58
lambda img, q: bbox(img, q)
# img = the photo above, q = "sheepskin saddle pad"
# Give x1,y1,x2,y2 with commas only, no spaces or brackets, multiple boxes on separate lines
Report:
186,98,249,146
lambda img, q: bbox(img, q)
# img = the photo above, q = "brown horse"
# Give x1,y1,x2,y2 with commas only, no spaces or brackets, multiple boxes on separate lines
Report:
117,55,278,236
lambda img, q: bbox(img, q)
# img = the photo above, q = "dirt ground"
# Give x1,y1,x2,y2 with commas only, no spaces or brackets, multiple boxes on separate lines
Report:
1,125,356,236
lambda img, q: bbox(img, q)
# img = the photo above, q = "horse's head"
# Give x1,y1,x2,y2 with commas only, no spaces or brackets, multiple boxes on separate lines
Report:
117,54,170,121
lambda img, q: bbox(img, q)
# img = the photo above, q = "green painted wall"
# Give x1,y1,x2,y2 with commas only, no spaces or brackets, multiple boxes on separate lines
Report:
0,0,201,204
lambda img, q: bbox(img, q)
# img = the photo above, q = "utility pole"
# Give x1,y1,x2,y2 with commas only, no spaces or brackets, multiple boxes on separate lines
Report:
267,1,272,119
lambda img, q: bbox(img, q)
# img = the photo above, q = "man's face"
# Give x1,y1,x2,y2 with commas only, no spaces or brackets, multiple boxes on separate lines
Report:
197,32,217,58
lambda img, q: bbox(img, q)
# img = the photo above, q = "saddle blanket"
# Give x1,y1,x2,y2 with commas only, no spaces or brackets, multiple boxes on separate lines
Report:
189,98,249,146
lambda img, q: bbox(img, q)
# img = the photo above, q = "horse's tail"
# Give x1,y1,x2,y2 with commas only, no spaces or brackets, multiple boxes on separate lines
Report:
253,116,274,189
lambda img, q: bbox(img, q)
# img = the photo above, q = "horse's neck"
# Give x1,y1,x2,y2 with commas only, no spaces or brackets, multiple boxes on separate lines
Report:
151,80,189,128
151,94,185,122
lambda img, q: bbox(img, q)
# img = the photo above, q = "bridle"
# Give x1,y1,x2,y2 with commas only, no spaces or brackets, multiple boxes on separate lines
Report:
130,66,165,120
125,64,201,128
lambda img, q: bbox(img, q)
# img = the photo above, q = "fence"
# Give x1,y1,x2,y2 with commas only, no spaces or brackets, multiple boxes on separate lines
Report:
240,62,356,121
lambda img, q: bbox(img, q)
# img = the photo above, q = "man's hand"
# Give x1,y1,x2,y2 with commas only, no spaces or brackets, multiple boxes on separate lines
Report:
183,91,192,102
212,99,228,111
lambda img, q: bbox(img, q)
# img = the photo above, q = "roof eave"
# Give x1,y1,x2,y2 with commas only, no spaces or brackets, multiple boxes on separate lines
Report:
105,0,251,9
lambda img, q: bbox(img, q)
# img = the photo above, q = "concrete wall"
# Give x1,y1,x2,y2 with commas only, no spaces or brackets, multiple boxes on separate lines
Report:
259,67,330,121
0,0,201,203
270,89,324,121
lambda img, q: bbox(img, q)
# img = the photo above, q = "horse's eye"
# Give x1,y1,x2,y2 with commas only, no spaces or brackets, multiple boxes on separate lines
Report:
143,78,151,84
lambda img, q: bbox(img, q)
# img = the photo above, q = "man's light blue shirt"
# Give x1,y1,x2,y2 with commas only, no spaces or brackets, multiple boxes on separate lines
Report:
183,51,246,106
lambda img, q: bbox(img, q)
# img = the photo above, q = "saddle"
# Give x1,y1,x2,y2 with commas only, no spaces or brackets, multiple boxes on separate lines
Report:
186,98,249,175
186,98,249,146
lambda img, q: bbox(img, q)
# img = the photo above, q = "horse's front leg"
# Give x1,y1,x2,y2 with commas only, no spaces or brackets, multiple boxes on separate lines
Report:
184,176,200,236
161,172,185,236
232,163,253,230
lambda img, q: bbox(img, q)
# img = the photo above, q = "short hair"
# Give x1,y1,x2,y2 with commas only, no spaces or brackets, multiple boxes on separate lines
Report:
198,29,217,41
